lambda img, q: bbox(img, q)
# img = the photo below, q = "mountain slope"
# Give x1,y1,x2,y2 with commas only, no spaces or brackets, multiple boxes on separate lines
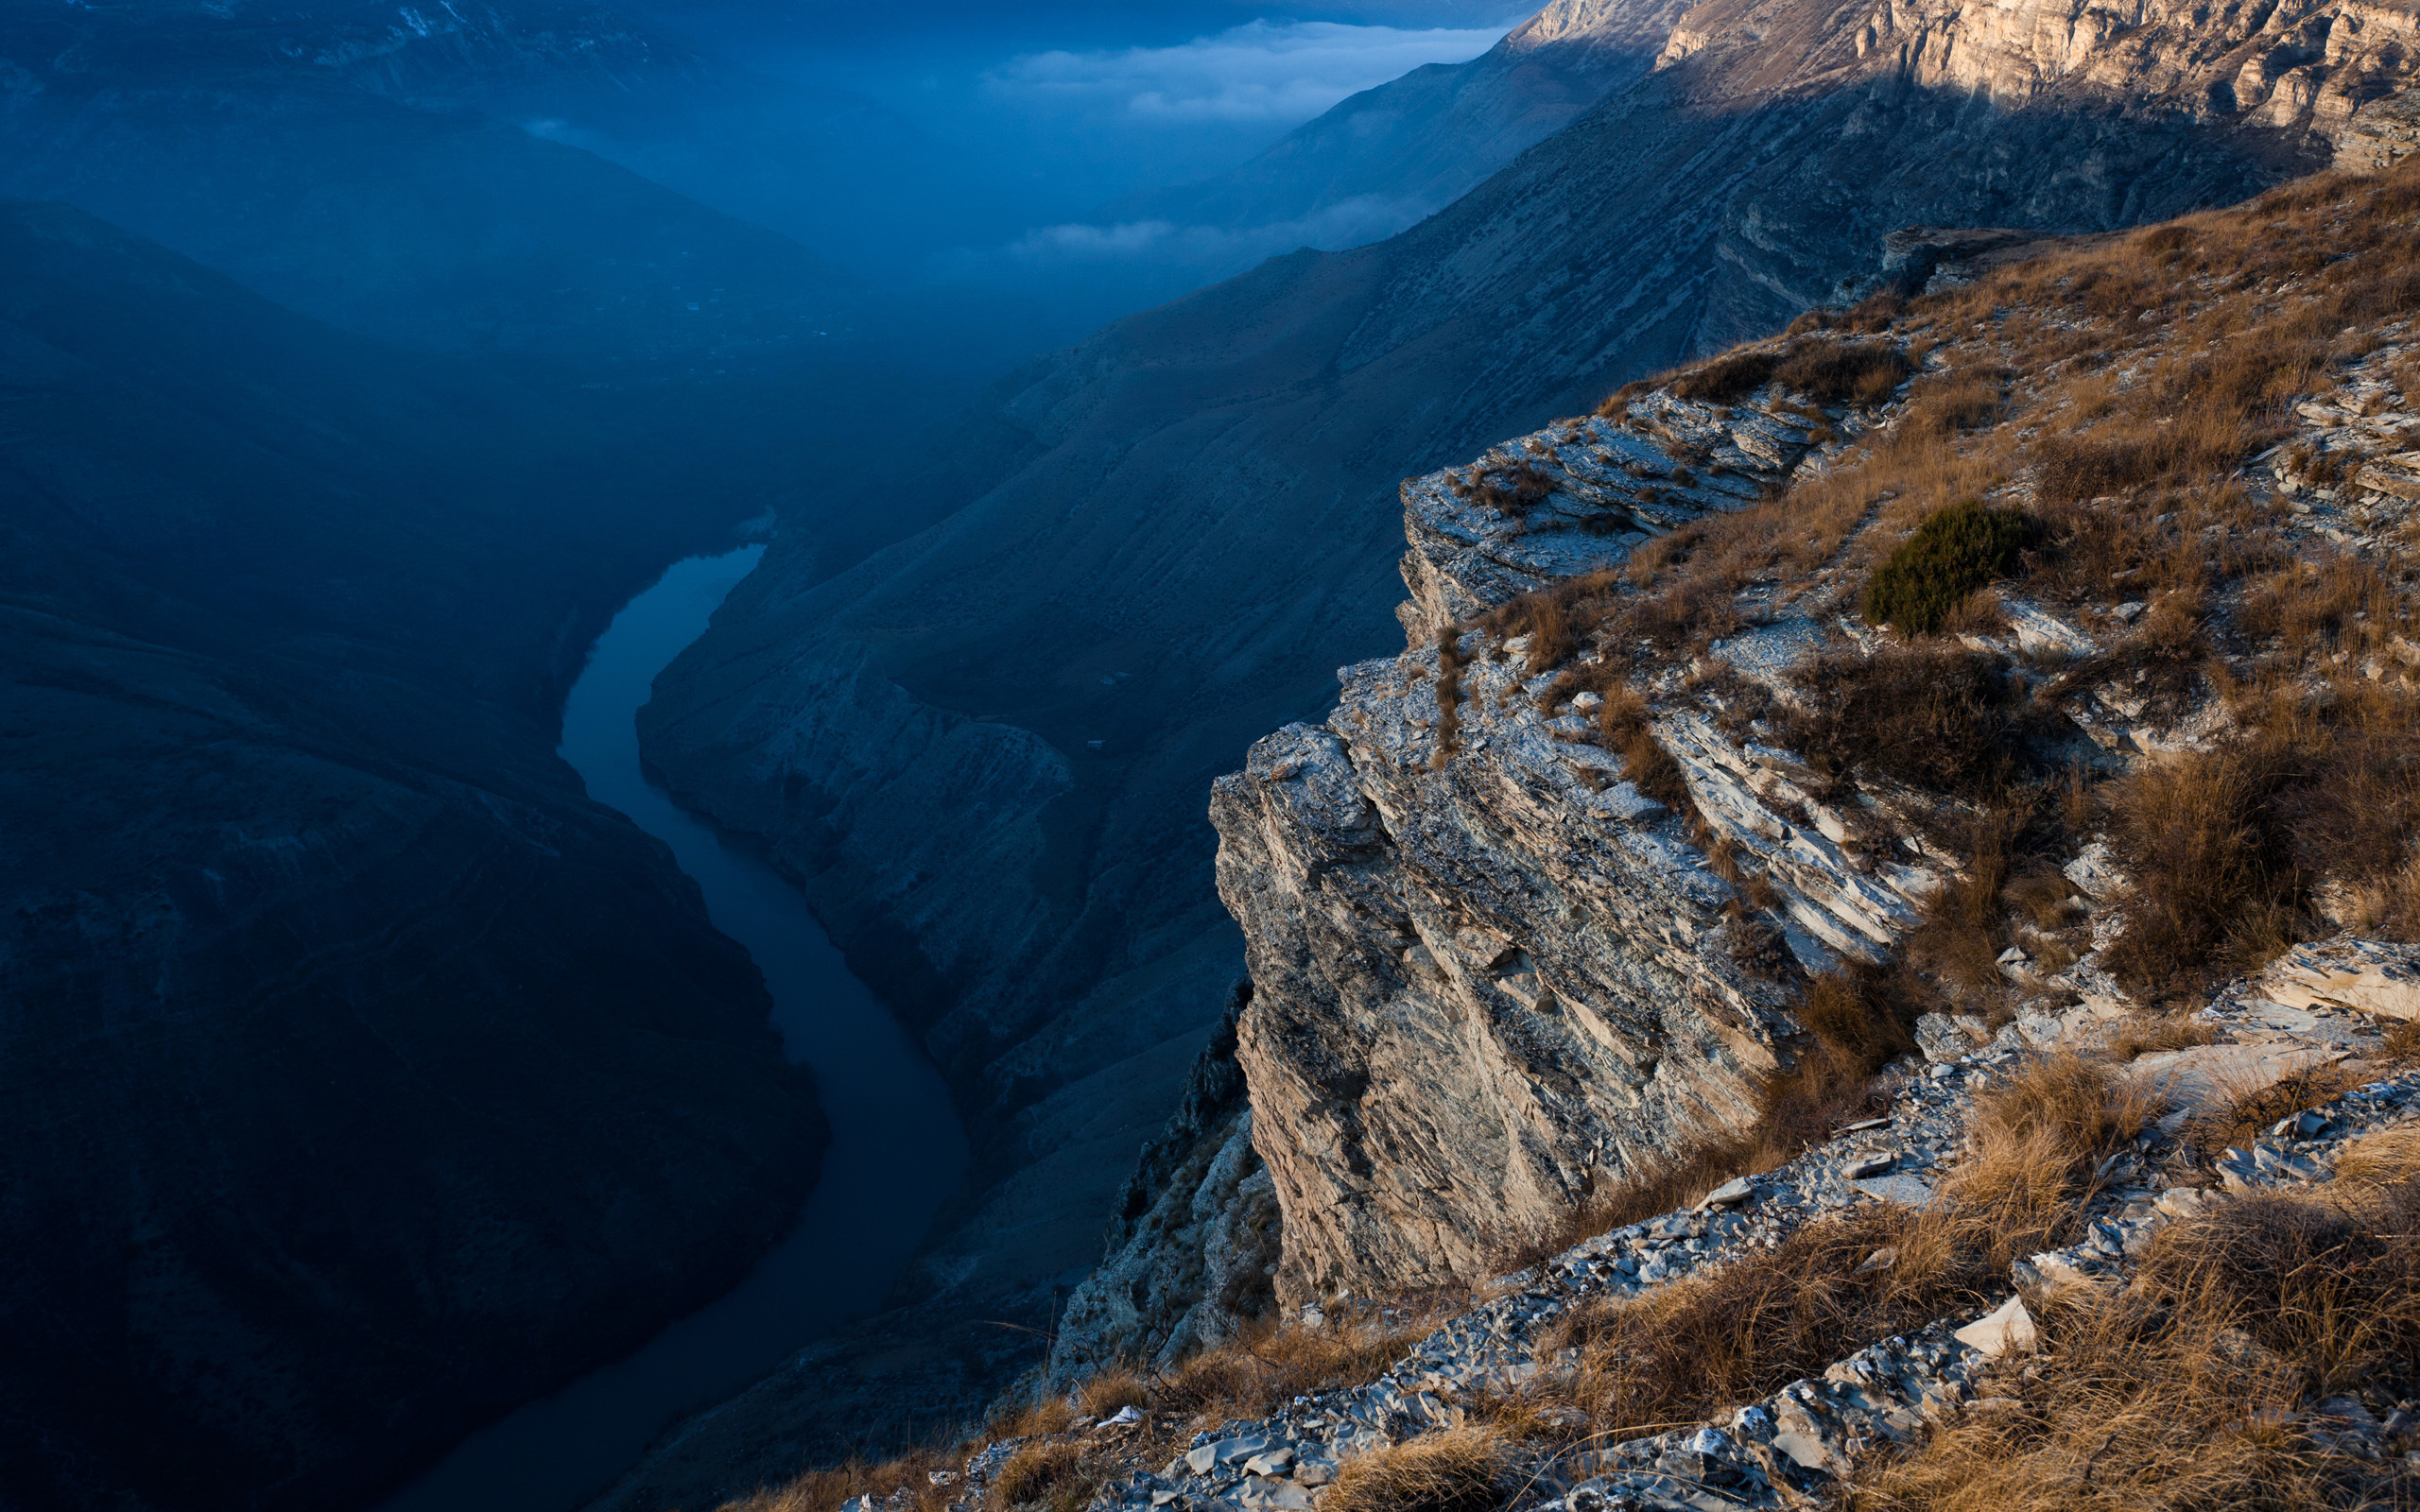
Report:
630,0,2393,1478
0,201,825,1512
1111,0,1696,251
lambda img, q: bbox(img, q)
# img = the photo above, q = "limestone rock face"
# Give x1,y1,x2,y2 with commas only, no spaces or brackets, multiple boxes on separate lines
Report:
1213,677,1806,1304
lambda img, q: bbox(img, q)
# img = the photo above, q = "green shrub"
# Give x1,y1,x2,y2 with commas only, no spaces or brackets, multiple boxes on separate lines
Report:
1863,500,2038,633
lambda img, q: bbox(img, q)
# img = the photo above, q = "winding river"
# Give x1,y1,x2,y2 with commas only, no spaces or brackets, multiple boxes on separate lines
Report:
384,546,970,1512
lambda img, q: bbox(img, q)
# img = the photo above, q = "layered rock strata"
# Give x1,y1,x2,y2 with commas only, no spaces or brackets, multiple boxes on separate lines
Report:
1212,373,1945,1305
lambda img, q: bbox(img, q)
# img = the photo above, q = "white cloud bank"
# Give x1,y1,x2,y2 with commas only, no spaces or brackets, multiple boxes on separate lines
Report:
987,19,1508,125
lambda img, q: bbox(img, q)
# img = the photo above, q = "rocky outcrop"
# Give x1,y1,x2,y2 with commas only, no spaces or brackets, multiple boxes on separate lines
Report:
1209,372,1929,1301
879,959,2420,1512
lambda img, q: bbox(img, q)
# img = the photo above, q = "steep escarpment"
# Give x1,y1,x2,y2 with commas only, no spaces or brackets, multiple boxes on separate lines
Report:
0,204,823,1512
732,143,2420,1512
633,0,2353,1451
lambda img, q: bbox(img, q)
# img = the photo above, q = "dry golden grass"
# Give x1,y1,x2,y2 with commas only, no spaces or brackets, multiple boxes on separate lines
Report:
1153,1310,1436,1425
2105,1012,2220,1059
1320,1425,1514,1512
2101,741,2304,992
1850,1150,2420,1511
1431,629,1465,767
720,1447,961,1512
2178,1059,2367,1162
1074,1369,1150,1419
989,1439,1090,1511
1528,1055,2152,1440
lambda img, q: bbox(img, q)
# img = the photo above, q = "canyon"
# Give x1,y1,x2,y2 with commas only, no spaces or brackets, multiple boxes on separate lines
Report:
631,0,2404,1483
0,201,829,1511
9,0,2420,1503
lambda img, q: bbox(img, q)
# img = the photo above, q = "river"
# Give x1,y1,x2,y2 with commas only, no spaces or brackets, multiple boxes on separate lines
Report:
383,546,970,1512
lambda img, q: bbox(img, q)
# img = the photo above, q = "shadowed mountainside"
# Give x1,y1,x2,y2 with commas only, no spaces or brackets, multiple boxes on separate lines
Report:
0,200,826,1512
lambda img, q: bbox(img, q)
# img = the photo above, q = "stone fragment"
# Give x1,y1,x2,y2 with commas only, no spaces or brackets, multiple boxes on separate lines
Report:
2262,937,2420,1020
1844,1153,1894,1179
1238,1476,1314,1511
1952,1297,2037,1358
1852,1173,1935,1207
1701,1176,1755,1208
1242,1449,1294,1477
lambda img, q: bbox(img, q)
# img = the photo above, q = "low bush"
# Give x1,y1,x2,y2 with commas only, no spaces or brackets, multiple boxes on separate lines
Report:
2101,741,2304,992
1668,350,1780,404
1758,968,1921,1151
1075,1368,1150,1419
1782,645,2034,799
1862,500,2039,634
1773,341,1914,405
1154,1312,1435,1425
990,1440,1089,1511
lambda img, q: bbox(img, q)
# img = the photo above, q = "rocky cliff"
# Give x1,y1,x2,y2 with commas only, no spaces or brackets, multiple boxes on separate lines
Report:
1214,89,2420,1303
735,129,2420,1512
631,0,2344,1462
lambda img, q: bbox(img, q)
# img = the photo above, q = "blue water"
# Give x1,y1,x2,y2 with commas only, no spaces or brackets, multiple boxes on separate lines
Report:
383,547,969,1512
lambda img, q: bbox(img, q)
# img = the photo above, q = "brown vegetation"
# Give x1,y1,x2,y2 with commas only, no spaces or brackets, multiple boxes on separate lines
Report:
1850,1129,2420,1511
1153,1309,1440,1425
1530,1056,2152,1441
1320,1426,1514,1512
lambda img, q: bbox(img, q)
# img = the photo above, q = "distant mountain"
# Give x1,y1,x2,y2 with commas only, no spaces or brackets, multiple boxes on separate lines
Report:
1109,0,1694,252
627,0,2380,1487
0,200,824,1512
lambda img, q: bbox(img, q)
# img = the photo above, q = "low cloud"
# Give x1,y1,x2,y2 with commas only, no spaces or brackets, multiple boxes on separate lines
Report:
936,194,1446,287
987,20,1507,125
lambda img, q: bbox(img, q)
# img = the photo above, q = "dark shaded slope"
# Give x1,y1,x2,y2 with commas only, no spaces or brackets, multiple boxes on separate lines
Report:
0,202,824,1512
629,0,2341,1483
